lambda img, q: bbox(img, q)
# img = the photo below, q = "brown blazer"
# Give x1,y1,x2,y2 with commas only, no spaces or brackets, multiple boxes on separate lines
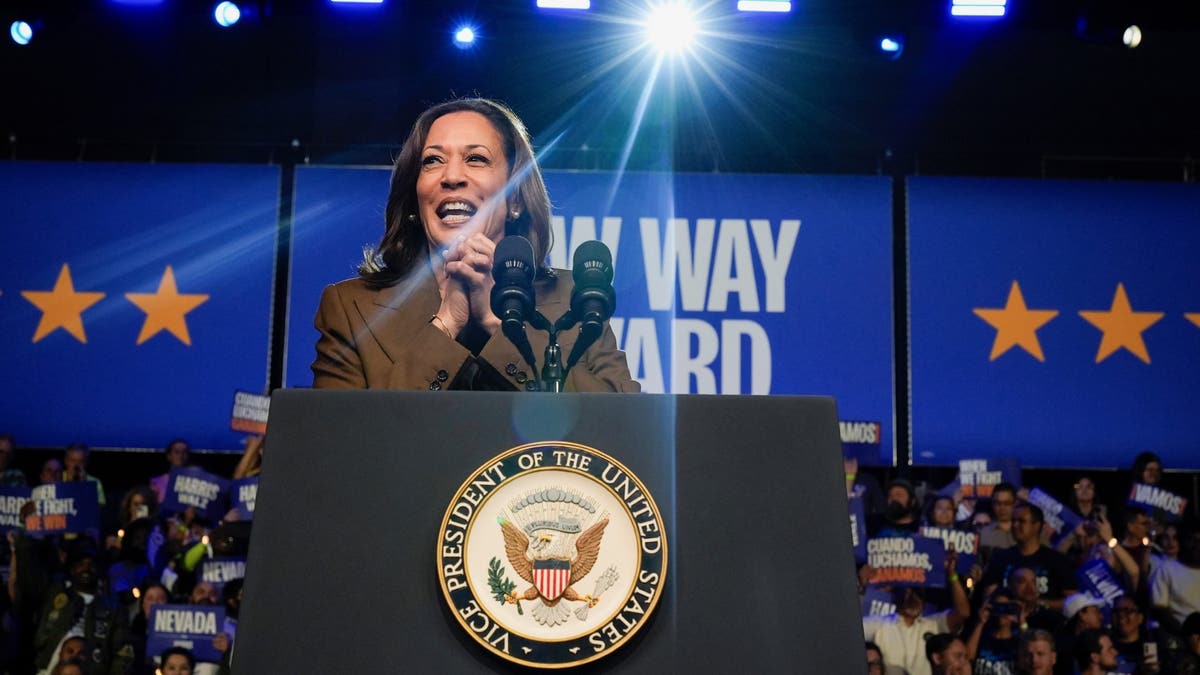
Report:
311,269,640,392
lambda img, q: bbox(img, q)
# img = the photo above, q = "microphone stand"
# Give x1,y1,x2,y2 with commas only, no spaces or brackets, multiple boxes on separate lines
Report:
528,311,564,392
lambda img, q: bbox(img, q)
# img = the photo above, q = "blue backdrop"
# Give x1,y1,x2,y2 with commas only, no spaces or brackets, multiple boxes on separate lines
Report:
0,162,278,450
284,168,896,461
909,177,1200,469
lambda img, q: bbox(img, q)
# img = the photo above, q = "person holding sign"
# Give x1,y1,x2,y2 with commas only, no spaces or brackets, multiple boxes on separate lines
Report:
862,551,970,675
311,98,637,393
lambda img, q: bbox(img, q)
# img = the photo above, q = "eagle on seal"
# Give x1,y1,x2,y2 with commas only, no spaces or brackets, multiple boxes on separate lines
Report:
498,516,609,626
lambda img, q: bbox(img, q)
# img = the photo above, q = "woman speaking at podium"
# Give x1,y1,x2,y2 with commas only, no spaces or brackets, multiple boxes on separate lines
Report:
311,98,638,393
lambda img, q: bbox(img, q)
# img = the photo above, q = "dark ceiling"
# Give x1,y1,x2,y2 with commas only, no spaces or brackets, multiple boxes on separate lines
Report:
3,0,1197,178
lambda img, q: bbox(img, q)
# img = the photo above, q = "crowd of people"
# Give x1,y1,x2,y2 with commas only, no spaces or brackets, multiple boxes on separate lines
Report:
853,451,1200,675
4,422,1197,675
0,433,261,675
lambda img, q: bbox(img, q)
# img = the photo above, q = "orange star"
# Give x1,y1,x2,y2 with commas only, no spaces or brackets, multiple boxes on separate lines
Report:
1187,313,1200,331
20,264,107,343
1078,283,1163,364
973,281,1059,362
125,266,210,346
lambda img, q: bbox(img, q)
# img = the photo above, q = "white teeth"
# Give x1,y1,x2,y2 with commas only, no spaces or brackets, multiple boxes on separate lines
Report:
437,200,476,217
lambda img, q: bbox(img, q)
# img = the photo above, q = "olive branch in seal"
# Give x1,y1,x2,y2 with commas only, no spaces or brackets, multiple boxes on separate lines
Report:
488,557,523,615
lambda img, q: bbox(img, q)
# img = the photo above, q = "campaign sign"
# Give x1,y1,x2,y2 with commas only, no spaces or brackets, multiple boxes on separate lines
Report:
861,586,896,617
199,557,247,595
0,487,32,533
231,477,257,521
841,420,885,466
1026,487,1084,544
1128,483,1188,522
1079,558,1126,607
148,604,226,663
866,536,946,587
958,458,1021,498
109,562,150,595
920,526,979,578
24,482,99,535
161,468,230,523
849,494,867,563
230,391,269,436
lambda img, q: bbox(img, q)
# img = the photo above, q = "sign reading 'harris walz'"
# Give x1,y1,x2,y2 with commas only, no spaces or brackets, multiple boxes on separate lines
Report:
437,442,668,669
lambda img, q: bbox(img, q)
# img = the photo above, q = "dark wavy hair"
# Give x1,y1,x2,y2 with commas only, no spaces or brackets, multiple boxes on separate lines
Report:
359,98,553,287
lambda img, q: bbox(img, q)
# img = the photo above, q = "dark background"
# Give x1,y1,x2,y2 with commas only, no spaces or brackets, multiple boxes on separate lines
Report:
3,0,1197,178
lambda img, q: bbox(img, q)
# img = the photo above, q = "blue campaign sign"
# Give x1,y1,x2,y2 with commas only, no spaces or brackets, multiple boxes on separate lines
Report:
25,482,99,535
199,557,247,594
161,468,230,523
284,168,895,460
920,526,979,578
0,162,278,450
1026,487,1084,544
1128,483,1188,522
849,494,867,563
231,477,258,521
861,586,896,617
841,420,885,466
866,536,946,588
910,177,1200,469
1079,558,1126,608
148,604,226,663
0,487,32,533
957,458,1022,498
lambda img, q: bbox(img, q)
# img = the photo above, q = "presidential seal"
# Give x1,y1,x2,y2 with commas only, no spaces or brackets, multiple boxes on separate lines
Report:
437,441,667,669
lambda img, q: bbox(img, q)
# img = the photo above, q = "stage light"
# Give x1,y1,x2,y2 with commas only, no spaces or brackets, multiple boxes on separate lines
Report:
213,2,241,27
330,0,384,3
537,0,590,8
454,25,476,47
879,36,904,57
951,0,1006,18
1123,25,1142,48
644,2,697,53
737,1,791,12
10,20,33,46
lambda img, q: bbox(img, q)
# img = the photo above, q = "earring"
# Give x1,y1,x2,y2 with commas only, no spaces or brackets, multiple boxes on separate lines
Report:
407,214,417,222
508,209,521,221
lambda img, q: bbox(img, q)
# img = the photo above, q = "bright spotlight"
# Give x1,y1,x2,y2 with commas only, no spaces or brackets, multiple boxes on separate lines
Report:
454,25,476,47
10,20,33,46
879,36,904,58
213,2,241,28
537,0,590,8
951,0,1006,18
1123,25,1142,48
644,3,697,53
737,1,791,11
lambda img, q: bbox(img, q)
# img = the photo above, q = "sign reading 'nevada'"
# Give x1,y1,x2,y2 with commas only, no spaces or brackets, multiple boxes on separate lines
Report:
0,162,278,449
909,177,1200,469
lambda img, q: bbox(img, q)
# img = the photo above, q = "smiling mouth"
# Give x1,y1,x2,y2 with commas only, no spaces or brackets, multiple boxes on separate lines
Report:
436,200,477,225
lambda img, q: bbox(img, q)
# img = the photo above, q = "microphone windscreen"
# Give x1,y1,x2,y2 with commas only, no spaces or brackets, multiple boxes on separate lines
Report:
571,240,613,286
493,235,536,285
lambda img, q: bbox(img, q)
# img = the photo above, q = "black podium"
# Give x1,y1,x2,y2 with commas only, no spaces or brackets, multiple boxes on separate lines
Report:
236,391,864,673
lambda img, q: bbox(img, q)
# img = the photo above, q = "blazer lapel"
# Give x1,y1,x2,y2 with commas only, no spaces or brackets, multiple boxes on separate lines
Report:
352,270,441,366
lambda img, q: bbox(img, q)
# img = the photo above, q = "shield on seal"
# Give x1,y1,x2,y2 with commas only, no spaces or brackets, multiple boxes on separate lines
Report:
533,558,572,600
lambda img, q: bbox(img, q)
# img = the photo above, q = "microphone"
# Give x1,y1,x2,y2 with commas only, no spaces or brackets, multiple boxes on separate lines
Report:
490,236,539,383
564,241,616,371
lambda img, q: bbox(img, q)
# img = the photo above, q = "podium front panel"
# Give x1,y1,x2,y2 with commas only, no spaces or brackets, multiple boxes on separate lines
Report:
236,391,863,673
